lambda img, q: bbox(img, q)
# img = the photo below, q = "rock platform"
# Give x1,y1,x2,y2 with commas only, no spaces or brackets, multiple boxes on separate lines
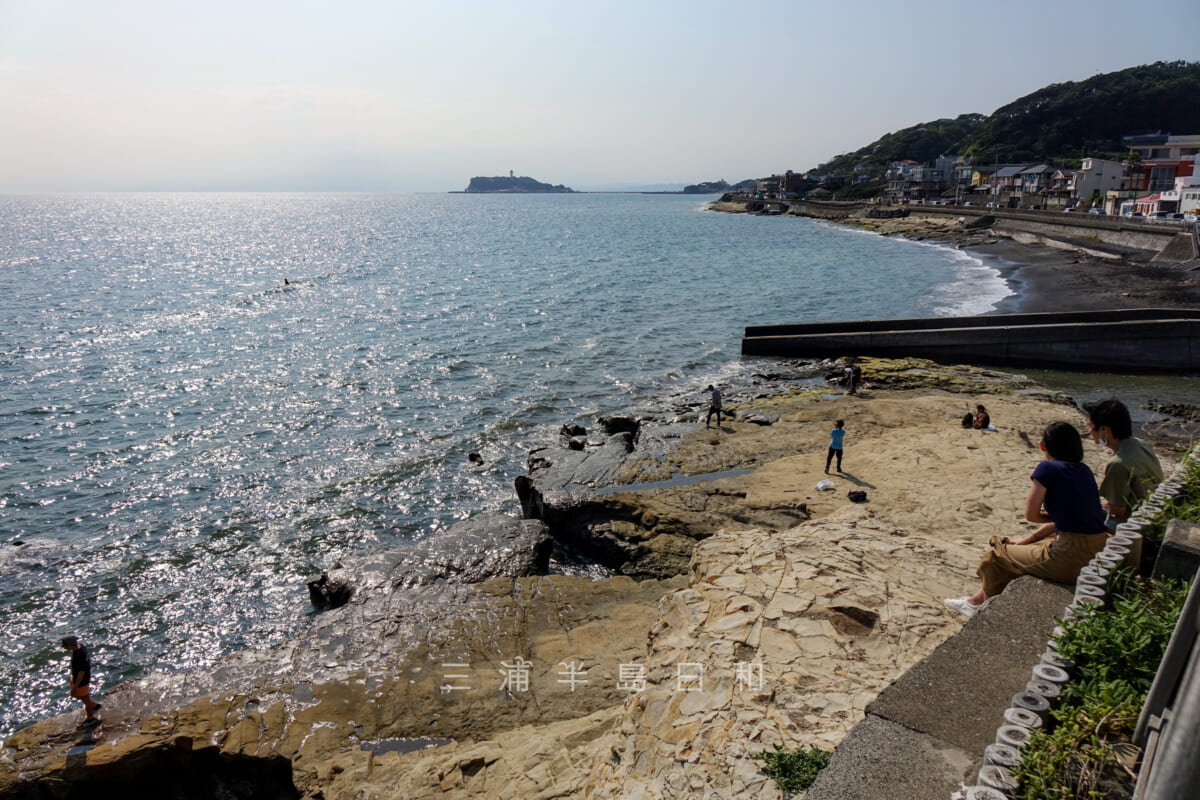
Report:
3,361,1169,799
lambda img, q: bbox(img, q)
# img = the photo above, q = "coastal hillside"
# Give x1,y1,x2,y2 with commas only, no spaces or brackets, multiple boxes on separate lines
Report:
959,61,1200,162
817,114,987,180
464,175,574,193
812,60,1200,179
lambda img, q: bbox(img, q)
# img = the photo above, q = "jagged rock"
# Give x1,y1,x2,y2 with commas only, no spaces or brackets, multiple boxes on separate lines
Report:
1145,400,1200,422
387,512,552,589
568,436,587,451
307,570,354,611
598,415,640,438
561,423,587,438
307,514,552,611
1,571,683,800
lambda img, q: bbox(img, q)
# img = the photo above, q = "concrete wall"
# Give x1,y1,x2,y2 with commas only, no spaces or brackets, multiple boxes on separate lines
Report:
788,201,1196,262
742,310,1200,373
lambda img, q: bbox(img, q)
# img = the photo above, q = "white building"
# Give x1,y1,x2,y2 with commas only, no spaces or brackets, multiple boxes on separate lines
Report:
1161,160,1200,215
1074,158,1125,205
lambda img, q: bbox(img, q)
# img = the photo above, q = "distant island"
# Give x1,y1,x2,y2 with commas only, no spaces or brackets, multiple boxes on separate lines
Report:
463,175,575,193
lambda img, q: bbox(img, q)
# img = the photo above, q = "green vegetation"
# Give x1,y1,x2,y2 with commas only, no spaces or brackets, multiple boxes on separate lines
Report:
1137,456,1200,544
1014,570,1190,799
754,743,832,792
807,61,1200,181
835,177,887,200
817,114,985,179
961,62,1200,164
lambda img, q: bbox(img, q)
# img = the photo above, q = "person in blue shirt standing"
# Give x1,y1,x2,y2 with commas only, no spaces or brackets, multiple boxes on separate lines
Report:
825,420,846,474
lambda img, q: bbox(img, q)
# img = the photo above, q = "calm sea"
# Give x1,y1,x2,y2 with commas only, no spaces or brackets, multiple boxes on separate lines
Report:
0,192,1013,736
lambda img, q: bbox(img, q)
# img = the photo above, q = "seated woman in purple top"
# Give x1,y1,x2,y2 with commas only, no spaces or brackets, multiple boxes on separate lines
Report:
945,421,1108,618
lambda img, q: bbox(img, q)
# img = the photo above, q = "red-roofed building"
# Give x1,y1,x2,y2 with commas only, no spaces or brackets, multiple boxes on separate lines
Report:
1133,193,1163,215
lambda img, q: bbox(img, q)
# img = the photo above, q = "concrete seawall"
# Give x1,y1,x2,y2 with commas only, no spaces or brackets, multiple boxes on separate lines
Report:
785,201,1197,264
742,308,1200,373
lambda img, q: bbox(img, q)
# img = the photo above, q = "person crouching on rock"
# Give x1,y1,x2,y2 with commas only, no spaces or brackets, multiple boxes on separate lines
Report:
61,635,102,728
944,421,1108,618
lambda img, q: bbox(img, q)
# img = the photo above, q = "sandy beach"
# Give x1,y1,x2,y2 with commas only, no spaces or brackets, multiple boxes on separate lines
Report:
980,238,1200,313
838,211,1200,314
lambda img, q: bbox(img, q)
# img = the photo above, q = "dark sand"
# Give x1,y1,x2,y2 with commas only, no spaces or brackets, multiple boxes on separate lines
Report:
968,239,1200,314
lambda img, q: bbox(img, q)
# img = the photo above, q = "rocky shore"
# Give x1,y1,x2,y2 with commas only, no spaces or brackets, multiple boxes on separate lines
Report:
7,358,1179,800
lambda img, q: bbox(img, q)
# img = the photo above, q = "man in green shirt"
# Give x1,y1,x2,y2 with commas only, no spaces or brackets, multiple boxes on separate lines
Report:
1084,398,1163,528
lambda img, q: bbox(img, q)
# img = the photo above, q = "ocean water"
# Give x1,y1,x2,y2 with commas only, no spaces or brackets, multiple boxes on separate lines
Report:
0,192,1012,737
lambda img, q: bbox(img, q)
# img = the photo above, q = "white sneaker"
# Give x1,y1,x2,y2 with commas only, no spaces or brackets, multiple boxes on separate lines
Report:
944,596,991,618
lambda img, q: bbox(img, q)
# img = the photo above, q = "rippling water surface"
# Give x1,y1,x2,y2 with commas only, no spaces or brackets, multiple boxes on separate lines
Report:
0,192,1011,736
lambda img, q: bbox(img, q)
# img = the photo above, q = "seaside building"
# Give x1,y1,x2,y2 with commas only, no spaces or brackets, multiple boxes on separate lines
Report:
755,170,807,199
968,165,998,200
1177,179,1200,216
1016,164,1057,207
885,160,918,202
1154,170,1200,215
884,158,959,204
1125,132,1200,193
1132,192,1165,215
1074,157,1126,206
992,165,1027,207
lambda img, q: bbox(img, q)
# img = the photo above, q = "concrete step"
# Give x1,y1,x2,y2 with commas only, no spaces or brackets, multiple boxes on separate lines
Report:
805,576,1073,800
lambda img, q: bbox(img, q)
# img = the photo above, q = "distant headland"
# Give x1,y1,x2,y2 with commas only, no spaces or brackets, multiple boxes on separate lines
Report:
461,175,575,193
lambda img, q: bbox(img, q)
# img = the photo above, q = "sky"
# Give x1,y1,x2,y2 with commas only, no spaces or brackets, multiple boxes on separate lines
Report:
1,0,1197,192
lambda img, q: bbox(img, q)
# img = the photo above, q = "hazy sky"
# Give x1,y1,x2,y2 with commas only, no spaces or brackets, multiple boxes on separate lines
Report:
1,1,1196,192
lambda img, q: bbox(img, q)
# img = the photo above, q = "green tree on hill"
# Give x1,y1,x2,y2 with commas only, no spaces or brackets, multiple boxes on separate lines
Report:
804,61,1200,180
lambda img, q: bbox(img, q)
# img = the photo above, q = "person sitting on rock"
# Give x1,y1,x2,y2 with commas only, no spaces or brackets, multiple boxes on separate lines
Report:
945,421,1108,618
1084,398,1163,529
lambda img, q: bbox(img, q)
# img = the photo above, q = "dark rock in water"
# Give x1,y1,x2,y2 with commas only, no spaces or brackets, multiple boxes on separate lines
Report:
388,513,552,589
12,540,24,547
1145,400,1200,422
560,423,586,438
307,571,354,611
306,513,551,608
598,415,640,438
468,452,484,465
568,436,587,451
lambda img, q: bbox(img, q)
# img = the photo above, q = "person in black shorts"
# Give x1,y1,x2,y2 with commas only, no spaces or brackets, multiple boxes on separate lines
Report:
61,635,101,728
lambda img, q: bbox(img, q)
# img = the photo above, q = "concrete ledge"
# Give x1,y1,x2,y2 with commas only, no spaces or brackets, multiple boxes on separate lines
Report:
742,309,1200,372
804,716,975,800
866,576,1073,755
1154,519,1200,581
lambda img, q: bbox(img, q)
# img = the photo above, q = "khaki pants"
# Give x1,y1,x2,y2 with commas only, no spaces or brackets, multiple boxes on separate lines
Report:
977,531,1108,598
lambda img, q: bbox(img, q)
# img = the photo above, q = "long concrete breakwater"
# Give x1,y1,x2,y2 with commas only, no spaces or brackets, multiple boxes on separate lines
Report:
742,308,1200,372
